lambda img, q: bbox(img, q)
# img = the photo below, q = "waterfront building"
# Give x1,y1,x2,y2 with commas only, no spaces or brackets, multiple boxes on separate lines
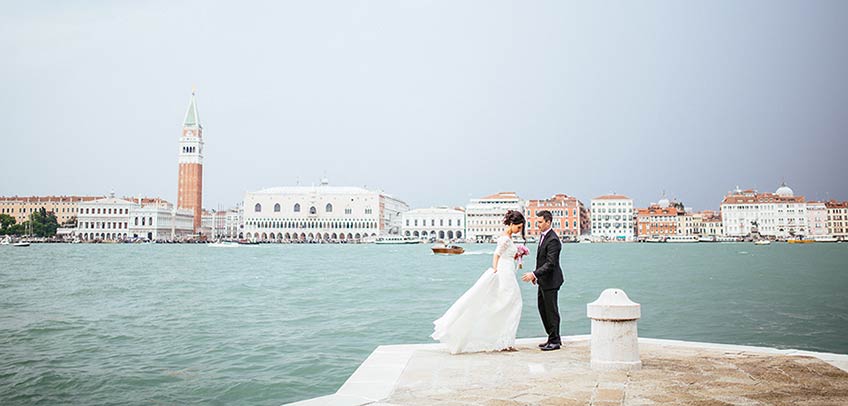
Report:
636,197,680,238
201,209,228,239
825,200,848,239
224,204,244,239
75,194,193,241
590,195,634,241
525,194,588,239
0,195,99,226
806,202,829,237
242,179,409,242
401,207,465,241
129,198,194,241
177,90,204,232
720,183,807,238
700,210,724,237
75,194,137,241
466,192,524,243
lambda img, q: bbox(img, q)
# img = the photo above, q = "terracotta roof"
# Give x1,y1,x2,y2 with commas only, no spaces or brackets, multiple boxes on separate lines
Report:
825,200,848,208
594,194,631,200
0,195,100,202
722,192,805,205
637,206,680,216
481,192,519,200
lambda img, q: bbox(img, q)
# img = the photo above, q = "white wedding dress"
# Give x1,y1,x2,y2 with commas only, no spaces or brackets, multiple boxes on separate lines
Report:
432,235,523,354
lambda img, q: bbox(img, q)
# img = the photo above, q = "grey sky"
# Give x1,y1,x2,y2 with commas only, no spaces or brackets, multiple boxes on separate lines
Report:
2,1,846,211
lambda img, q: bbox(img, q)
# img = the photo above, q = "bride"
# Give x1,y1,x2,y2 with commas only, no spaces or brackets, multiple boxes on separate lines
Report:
431,210,525,354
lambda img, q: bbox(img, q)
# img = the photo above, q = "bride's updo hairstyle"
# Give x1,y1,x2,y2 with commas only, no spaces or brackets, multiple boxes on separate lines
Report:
503,210,526,240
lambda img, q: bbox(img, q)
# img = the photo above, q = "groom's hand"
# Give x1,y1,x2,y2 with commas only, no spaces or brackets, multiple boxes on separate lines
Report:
521,272,536,283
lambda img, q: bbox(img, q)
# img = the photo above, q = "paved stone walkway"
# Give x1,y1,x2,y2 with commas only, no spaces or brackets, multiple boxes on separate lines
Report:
382,339,848,406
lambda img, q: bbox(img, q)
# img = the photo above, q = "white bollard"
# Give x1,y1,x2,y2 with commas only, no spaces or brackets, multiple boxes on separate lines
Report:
586,288,642,371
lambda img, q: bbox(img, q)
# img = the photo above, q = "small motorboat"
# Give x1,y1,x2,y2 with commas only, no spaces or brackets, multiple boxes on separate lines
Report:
754,240,772,246
13,241,31,247
787,239,815,244
431,244,464,255
208,241,239,248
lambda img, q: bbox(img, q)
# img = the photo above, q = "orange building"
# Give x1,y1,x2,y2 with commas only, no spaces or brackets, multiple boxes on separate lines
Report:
636,204,681,238
0,195,99,225
177,90,204,232
525,194,588,238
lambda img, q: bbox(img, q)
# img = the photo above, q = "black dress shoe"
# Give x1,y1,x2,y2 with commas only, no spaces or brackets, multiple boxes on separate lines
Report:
540,343,561,351
538,342,549,348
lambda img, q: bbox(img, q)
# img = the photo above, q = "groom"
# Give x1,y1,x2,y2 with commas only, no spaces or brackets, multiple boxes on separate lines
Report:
522,210,564,351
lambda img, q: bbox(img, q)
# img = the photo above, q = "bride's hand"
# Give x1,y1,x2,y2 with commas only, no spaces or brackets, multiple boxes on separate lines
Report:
491,267,497,274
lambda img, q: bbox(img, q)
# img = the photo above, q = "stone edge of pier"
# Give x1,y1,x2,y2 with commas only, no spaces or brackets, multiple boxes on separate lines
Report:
283,335,848,406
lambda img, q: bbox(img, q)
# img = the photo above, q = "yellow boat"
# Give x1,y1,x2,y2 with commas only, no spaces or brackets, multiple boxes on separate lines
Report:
787,239,815,244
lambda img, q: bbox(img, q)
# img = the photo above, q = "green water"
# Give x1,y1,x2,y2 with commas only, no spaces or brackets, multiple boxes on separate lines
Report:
1,243,846,405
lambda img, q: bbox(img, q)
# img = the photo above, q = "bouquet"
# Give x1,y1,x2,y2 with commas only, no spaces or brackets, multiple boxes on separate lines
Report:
514,244,530,269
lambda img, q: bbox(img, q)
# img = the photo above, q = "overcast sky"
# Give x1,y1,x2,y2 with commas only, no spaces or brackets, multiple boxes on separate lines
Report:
2,1,846,211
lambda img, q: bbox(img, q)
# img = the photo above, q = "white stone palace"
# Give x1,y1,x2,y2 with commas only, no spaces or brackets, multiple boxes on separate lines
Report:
401,207,465,241
720,183,807,238
242,180,409,242
465,192,524,243
74,194,193,241
591,194,634,241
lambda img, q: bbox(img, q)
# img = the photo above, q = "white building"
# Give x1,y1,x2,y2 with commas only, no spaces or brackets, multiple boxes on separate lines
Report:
401,207,465,241
242,180,409,242
465,192,523,243
720,183,807,238
75,195,193,241
806,202,829,237
75,194,137,241
224,204,244,239
591,195,634,241
129,199,194,241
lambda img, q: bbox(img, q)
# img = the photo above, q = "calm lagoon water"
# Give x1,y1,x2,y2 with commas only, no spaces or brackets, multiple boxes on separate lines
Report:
1,243,847,405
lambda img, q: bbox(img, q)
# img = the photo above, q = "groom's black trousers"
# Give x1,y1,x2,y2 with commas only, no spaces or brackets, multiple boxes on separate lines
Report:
537,287,561,344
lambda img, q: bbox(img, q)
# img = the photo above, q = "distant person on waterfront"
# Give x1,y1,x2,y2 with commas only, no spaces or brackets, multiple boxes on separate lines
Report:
431,210,525,353
522,210,564,351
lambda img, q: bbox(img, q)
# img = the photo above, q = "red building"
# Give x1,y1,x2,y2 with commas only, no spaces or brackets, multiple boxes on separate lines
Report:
525,194,588,238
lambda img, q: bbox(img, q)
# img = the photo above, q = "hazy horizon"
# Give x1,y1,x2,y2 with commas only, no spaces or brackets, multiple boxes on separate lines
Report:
2,1,847,211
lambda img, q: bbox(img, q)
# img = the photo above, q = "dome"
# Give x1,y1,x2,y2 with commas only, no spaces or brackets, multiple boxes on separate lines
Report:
658,198,670,208
775,182,793,197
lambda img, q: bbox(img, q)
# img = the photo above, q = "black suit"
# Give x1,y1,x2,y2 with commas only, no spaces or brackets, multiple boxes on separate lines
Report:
532,230,564,345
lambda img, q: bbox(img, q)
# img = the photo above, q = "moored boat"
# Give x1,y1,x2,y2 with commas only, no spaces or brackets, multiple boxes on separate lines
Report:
375,235,420,245
208,241,239,248
754,240,772,246
667,236,699,243
787,239,815,244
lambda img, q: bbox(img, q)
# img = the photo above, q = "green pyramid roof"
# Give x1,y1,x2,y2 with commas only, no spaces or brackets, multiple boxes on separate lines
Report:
183,91,201,128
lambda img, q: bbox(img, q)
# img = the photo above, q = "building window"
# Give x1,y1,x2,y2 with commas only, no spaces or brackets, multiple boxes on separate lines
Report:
274,203,281,212
255,203,262,212
294,203,301,212
365,208,372,215
310,206,317,215
345,208,352,215
326,203,333,213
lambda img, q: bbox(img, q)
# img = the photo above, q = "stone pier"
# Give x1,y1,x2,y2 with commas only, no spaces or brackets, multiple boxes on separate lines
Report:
285,336,848,406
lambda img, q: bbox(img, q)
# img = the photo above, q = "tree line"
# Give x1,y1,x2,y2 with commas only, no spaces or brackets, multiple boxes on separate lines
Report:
0,207,68,237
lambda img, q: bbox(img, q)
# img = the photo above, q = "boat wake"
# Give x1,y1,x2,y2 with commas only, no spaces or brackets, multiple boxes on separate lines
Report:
461,250,494,256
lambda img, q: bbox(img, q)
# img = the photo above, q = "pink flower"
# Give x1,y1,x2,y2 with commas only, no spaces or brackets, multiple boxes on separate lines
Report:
514,244,530,259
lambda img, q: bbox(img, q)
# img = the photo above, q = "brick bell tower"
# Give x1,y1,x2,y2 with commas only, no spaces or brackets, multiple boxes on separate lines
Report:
178,89,203,232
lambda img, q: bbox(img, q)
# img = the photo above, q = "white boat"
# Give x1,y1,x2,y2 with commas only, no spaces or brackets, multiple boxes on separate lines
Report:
698,236,717,243
0,236,10,246
754,240,772,246
374,235,421,245
716,236,739,243
643,236,665,243
13,241,31,247
667,236,699,243
208,241,239,248
812,236,838,243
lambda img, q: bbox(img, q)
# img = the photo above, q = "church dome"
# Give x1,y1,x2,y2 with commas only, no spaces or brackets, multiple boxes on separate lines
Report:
658,197,670,208
775,182,794,197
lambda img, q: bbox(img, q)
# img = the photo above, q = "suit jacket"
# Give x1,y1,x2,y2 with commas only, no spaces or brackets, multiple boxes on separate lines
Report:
533,230,564,290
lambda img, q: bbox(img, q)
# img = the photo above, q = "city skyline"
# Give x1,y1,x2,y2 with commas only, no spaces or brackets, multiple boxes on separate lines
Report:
2,1,847,211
